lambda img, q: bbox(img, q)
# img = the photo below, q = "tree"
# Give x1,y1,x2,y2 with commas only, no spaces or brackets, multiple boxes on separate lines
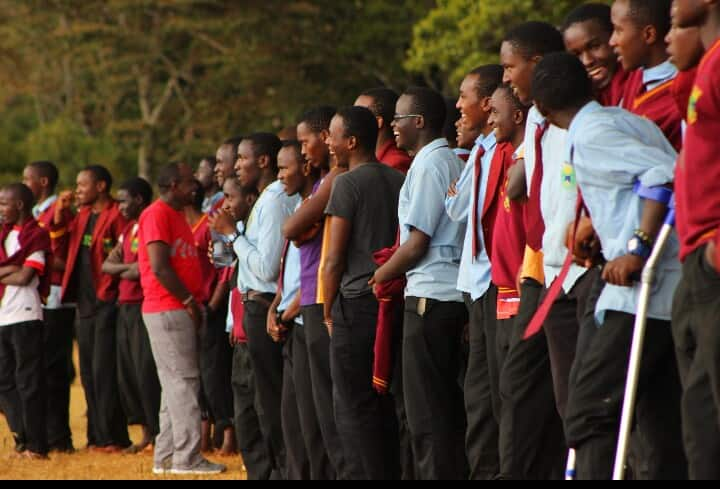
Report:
405,0,611,94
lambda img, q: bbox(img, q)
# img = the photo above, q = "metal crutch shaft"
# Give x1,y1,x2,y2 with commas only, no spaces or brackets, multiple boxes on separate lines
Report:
612,210,676,480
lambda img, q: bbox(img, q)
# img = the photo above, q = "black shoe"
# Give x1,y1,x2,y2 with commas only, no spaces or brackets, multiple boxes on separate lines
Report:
49,440,75,454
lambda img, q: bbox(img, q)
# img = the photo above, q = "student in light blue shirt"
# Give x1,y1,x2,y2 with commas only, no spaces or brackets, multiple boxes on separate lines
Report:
213,133,299,479
372,87,466,480
444,64,504,479
532,52,686,480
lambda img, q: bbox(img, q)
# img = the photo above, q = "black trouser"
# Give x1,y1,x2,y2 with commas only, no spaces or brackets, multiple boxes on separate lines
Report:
232,341,273,480
672,245,720,479
330,294,398,480
290,322,333,479
0,320,48,455
199,302,234,434
243,296,286,477
498,279,565,480
43,306,75,450
116,303,161,438
541,270,594,419
403,297,467,480
281,325,311,480
76,302,130,448
302,304,346,479
565,280,687,480
463,287,499,479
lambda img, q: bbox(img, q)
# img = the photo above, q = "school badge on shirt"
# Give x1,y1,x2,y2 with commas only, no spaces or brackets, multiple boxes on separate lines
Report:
688,86,702,125
561,162,576,190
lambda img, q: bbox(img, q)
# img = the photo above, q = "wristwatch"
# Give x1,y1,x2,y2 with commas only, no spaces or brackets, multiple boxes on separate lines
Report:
627,235,651,260
222,231,239,244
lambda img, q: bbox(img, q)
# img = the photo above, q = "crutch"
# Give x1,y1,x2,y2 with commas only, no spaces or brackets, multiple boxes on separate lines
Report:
612,204,676,480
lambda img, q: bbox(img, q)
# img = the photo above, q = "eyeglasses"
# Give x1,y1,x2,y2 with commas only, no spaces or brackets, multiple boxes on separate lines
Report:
392,114,423,122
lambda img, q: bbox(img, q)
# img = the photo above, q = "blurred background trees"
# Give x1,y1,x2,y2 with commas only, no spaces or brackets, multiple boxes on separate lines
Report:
0,0,601,186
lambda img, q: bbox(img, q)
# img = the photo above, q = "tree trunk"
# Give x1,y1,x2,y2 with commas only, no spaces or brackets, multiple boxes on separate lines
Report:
138,129,152,180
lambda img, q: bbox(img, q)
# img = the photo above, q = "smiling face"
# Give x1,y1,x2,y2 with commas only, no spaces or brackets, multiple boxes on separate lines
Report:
22,166,44,201
326,115,352,169
277,146,306,197
214,144,236,187
501,41,538,106
116,189,143,221
456,74,487,132
565,19,618,91
391,94,422,153
75,170,103,207
0,189,20,225
488,88,517,144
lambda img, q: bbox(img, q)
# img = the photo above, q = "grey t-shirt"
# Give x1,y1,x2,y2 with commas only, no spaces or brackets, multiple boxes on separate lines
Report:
325,162,405,298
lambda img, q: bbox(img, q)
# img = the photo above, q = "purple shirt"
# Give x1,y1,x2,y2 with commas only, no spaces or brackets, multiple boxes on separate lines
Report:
300,181,323,306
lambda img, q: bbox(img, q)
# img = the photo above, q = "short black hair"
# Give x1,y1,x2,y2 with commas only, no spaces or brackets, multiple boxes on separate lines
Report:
562,3,613,34
467,64,504,98
503,21,566,59
334,106,379,154
495,83,529,113
221,136,244,164
531,52,593,112
358,88,400,127
157,163,182,190
280,140,305,163
191,179,204,211
245,132,282,173
2,183,35,211
402,86,447,134
298,106,336,133
119,177,153,206
627,0,672,38
82,165,113,192
27,161,59,192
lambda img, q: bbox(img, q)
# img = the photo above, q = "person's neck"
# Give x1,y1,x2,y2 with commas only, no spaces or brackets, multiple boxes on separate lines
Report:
160,193,182,211
480,122,494,137
257,172,276,194
91,194,111,214
184,207,203,225
348,151,376,171
376,131,394,152
643,47,669,70
37,189,53,206
510,127,525,150
700,10,720,50
556,104,586,131
300,178,317,199
409,132,441,157
14,213,31,227
205,185,219,198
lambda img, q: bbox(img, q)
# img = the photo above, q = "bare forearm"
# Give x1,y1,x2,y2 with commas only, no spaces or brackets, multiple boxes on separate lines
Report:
208,280,230,312
639,199,669,241
120,263,140,281
102,261,131,276
2,268,36,286
375,241,427,284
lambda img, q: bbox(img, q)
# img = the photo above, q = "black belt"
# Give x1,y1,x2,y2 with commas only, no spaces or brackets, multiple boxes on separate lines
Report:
242,290,275,308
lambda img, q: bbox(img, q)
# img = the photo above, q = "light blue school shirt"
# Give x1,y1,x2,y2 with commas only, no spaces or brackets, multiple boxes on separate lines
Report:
445,132,497,301
523,106,587,292
234,180,299,294
399,138,464,302
277,241,303,325
567,101,679,324
642,60,677,91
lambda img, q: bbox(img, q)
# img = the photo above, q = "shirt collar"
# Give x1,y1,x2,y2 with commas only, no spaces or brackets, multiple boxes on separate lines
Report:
32,194,57,218
642,60,677,86
413,138,449,161
479,131,496,153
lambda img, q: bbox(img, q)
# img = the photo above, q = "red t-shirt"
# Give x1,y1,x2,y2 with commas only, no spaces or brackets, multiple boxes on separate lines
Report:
676,39,720,263
138,200,204,313
118,221,143,304
191,214,217,304
377,140,412,174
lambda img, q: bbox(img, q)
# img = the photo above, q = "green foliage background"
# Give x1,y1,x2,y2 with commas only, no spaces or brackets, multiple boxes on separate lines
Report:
0,0,608,189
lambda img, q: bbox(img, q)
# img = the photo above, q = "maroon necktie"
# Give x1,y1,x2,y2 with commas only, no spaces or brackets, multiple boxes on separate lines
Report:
471,145,486,258
524,190,585,339
525,121,550,251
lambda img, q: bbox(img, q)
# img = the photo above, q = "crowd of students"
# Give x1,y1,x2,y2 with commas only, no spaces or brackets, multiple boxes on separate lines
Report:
0,0,718,480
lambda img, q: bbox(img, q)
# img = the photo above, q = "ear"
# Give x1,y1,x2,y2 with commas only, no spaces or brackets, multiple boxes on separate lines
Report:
246,193,258,207
480,96,493,113
347,135,359,152
642,24,658,45
302,161,312,177
512,108,525,126
376,115,384,130
39,176,50,189
414,115,426,130
319,128,330,144
257,154,270,170
97,180,108,194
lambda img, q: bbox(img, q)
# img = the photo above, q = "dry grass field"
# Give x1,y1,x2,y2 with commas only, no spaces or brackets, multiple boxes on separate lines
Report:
0,348,247,480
